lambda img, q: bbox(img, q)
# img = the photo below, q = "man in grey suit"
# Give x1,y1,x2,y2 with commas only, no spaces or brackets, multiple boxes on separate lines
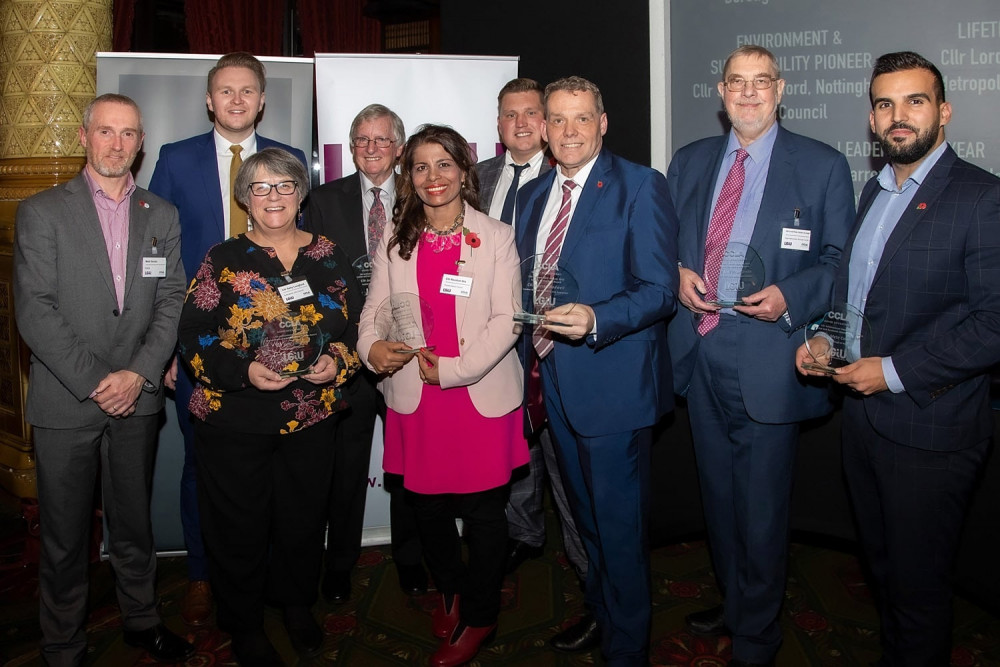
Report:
303,103,427,603
476,77,591,651
13,94,191,665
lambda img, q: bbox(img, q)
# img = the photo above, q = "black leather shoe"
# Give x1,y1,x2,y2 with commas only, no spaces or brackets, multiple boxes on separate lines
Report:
284,606,324,656
231,630,283,667
505,539,544,574
549,614,600,652
729,660,775,667
123,623,195,662
321,568,351,604
397,562,429,596
686,604,728,636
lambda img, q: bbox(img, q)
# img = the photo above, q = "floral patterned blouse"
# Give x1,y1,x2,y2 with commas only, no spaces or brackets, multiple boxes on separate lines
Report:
179,233,362,435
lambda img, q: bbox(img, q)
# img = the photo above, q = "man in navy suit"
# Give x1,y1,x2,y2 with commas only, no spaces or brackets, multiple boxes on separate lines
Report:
515,76,677,667
797,51,1000,667
667,45,854,666
475,78,587,587
302,104,427,603
148,51,307,627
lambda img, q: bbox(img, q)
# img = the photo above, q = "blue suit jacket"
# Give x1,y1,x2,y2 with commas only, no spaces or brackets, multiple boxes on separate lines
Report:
515,149,678,437
667,126,855,424
836,145,1000,451
148,131,307,279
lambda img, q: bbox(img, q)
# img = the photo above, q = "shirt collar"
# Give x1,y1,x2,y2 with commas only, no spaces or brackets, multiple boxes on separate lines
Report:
726,121,779,164
555,151,599,190
360,171,396,196
82,165,136,203
505,149,546,170
214,129,256,155
877,140,949,194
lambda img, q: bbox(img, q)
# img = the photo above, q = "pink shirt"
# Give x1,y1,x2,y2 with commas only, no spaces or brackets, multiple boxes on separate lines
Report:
82,168,135,309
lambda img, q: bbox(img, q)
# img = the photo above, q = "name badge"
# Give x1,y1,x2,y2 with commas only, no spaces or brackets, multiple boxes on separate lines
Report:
780,227,811,252
440,274,473,297
278,278,314,303
141,256,167,278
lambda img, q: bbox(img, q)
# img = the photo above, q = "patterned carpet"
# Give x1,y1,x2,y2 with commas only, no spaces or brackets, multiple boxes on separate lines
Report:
2,500,999,665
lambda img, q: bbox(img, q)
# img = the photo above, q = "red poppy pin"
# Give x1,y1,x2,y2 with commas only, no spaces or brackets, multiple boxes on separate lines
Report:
463,227,481,248
917,202,927,210
138,200,149,209
597,180,604,188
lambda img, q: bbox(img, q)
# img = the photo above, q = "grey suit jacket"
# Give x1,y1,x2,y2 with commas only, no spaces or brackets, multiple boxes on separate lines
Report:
14,172,186,428
475,153,553,218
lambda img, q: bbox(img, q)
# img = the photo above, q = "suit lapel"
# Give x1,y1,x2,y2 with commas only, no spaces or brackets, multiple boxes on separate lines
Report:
199,132,225,239
516,170,556,257
122,191,150,305
749,129,795,254
693,141,729,269
65,175,117,300
559,150,612,263
341,173,368,262
873,152,954,284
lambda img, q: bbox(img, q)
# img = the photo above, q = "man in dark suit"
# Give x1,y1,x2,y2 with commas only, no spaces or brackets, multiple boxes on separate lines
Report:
302,104,427,602
475,78,587,589
13,94,192,664
148,51,308,626
515,76,678,667
797,51,1000,667
667,45,855,667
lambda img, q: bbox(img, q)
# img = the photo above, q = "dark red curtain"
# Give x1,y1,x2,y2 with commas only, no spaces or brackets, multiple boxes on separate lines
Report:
298,0,381,56
112,0,136,51
184,0,285,56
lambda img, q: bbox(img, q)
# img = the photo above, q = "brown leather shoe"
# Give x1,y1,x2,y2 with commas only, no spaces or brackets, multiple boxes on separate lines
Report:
181,580,213,627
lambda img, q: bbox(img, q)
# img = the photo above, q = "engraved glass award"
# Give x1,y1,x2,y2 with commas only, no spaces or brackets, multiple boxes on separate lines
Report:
374,292,435,350
802,303,871,374
513,254,579,325
352,254,373,297
256,314,326,377
704,241,765,307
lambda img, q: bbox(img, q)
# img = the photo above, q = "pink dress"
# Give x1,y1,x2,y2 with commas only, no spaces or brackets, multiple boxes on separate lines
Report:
384,231,528,495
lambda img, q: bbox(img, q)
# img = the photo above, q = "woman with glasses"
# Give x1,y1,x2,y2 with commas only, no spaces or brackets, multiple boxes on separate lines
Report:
178,147,362,665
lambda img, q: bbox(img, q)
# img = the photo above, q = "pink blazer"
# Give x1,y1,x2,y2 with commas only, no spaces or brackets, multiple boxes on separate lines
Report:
357,205,523,417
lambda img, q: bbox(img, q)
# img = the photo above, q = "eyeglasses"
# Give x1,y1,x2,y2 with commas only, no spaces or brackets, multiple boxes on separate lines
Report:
724,76,778,92
248,181,298,196
351,136,395,148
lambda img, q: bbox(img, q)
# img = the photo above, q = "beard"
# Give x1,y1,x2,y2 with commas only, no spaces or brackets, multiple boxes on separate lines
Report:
87,146,135,178
879,121,940,165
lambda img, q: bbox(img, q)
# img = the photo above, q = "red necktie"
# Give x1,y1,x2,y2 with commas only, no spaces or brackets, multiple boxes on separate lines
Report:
698,149,749,336
367,187,387,254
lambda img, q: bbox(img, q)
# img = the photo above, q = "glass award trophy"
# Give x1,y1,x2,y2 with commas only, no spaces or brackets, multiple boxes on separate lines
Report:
802,303,871,374
704,242,765,307
374,292,435,351
256,314,326,377
513,254,579,325
352,255,373,297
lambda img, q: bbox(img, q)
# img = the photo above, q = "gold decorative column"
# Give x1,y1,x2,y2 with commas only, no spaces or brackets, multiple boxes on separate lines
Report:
0,0,112,498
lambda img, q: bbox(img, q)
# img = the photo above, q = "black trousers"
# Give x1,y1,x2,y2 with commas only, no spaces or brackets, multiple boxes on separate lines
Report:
408,484,509,627
195,418,337,633
842,398,989,667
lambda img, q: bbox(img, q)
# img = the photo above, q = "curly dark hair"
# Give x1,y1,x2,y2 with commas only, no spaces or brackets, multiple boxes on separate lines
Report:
389,124,481,261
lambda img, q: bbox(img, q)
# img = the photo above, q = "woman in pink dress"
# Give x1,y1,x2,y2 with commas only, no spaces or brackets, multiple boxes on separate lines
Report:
357,125,528,666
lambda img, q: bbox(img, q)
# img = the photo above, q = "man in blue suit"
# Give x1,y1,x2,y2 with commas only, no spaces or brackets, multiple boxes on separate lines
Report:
797,51,1000,667
667,45,854,667
148,51,307,627
515,76,678,667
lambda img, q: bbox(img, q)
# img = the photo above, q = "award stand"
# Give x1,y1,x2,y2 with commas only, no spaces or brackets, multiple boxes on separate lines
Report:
802,303,871,374
513,254,579,326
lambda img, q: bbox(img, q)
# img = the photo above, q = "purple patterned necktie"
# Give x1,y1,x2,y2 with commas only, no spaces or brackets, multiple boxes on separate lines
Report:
533,179,577,358
698,149,749,336
367,187,387,254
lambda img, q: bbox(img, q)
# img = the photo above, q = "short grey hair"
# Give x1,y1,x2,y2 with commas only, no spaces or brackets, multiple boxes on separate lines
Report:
82,93,144,135
234,147,309,208
349,104,406,145
544,76,604,117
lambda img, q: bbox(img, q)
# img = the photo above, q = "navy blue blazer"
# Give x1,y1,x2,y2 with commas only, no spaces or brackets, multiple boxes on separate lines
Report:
148,131,307,279
515,149,678,437
666,126,855,424
835,145,1000,451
